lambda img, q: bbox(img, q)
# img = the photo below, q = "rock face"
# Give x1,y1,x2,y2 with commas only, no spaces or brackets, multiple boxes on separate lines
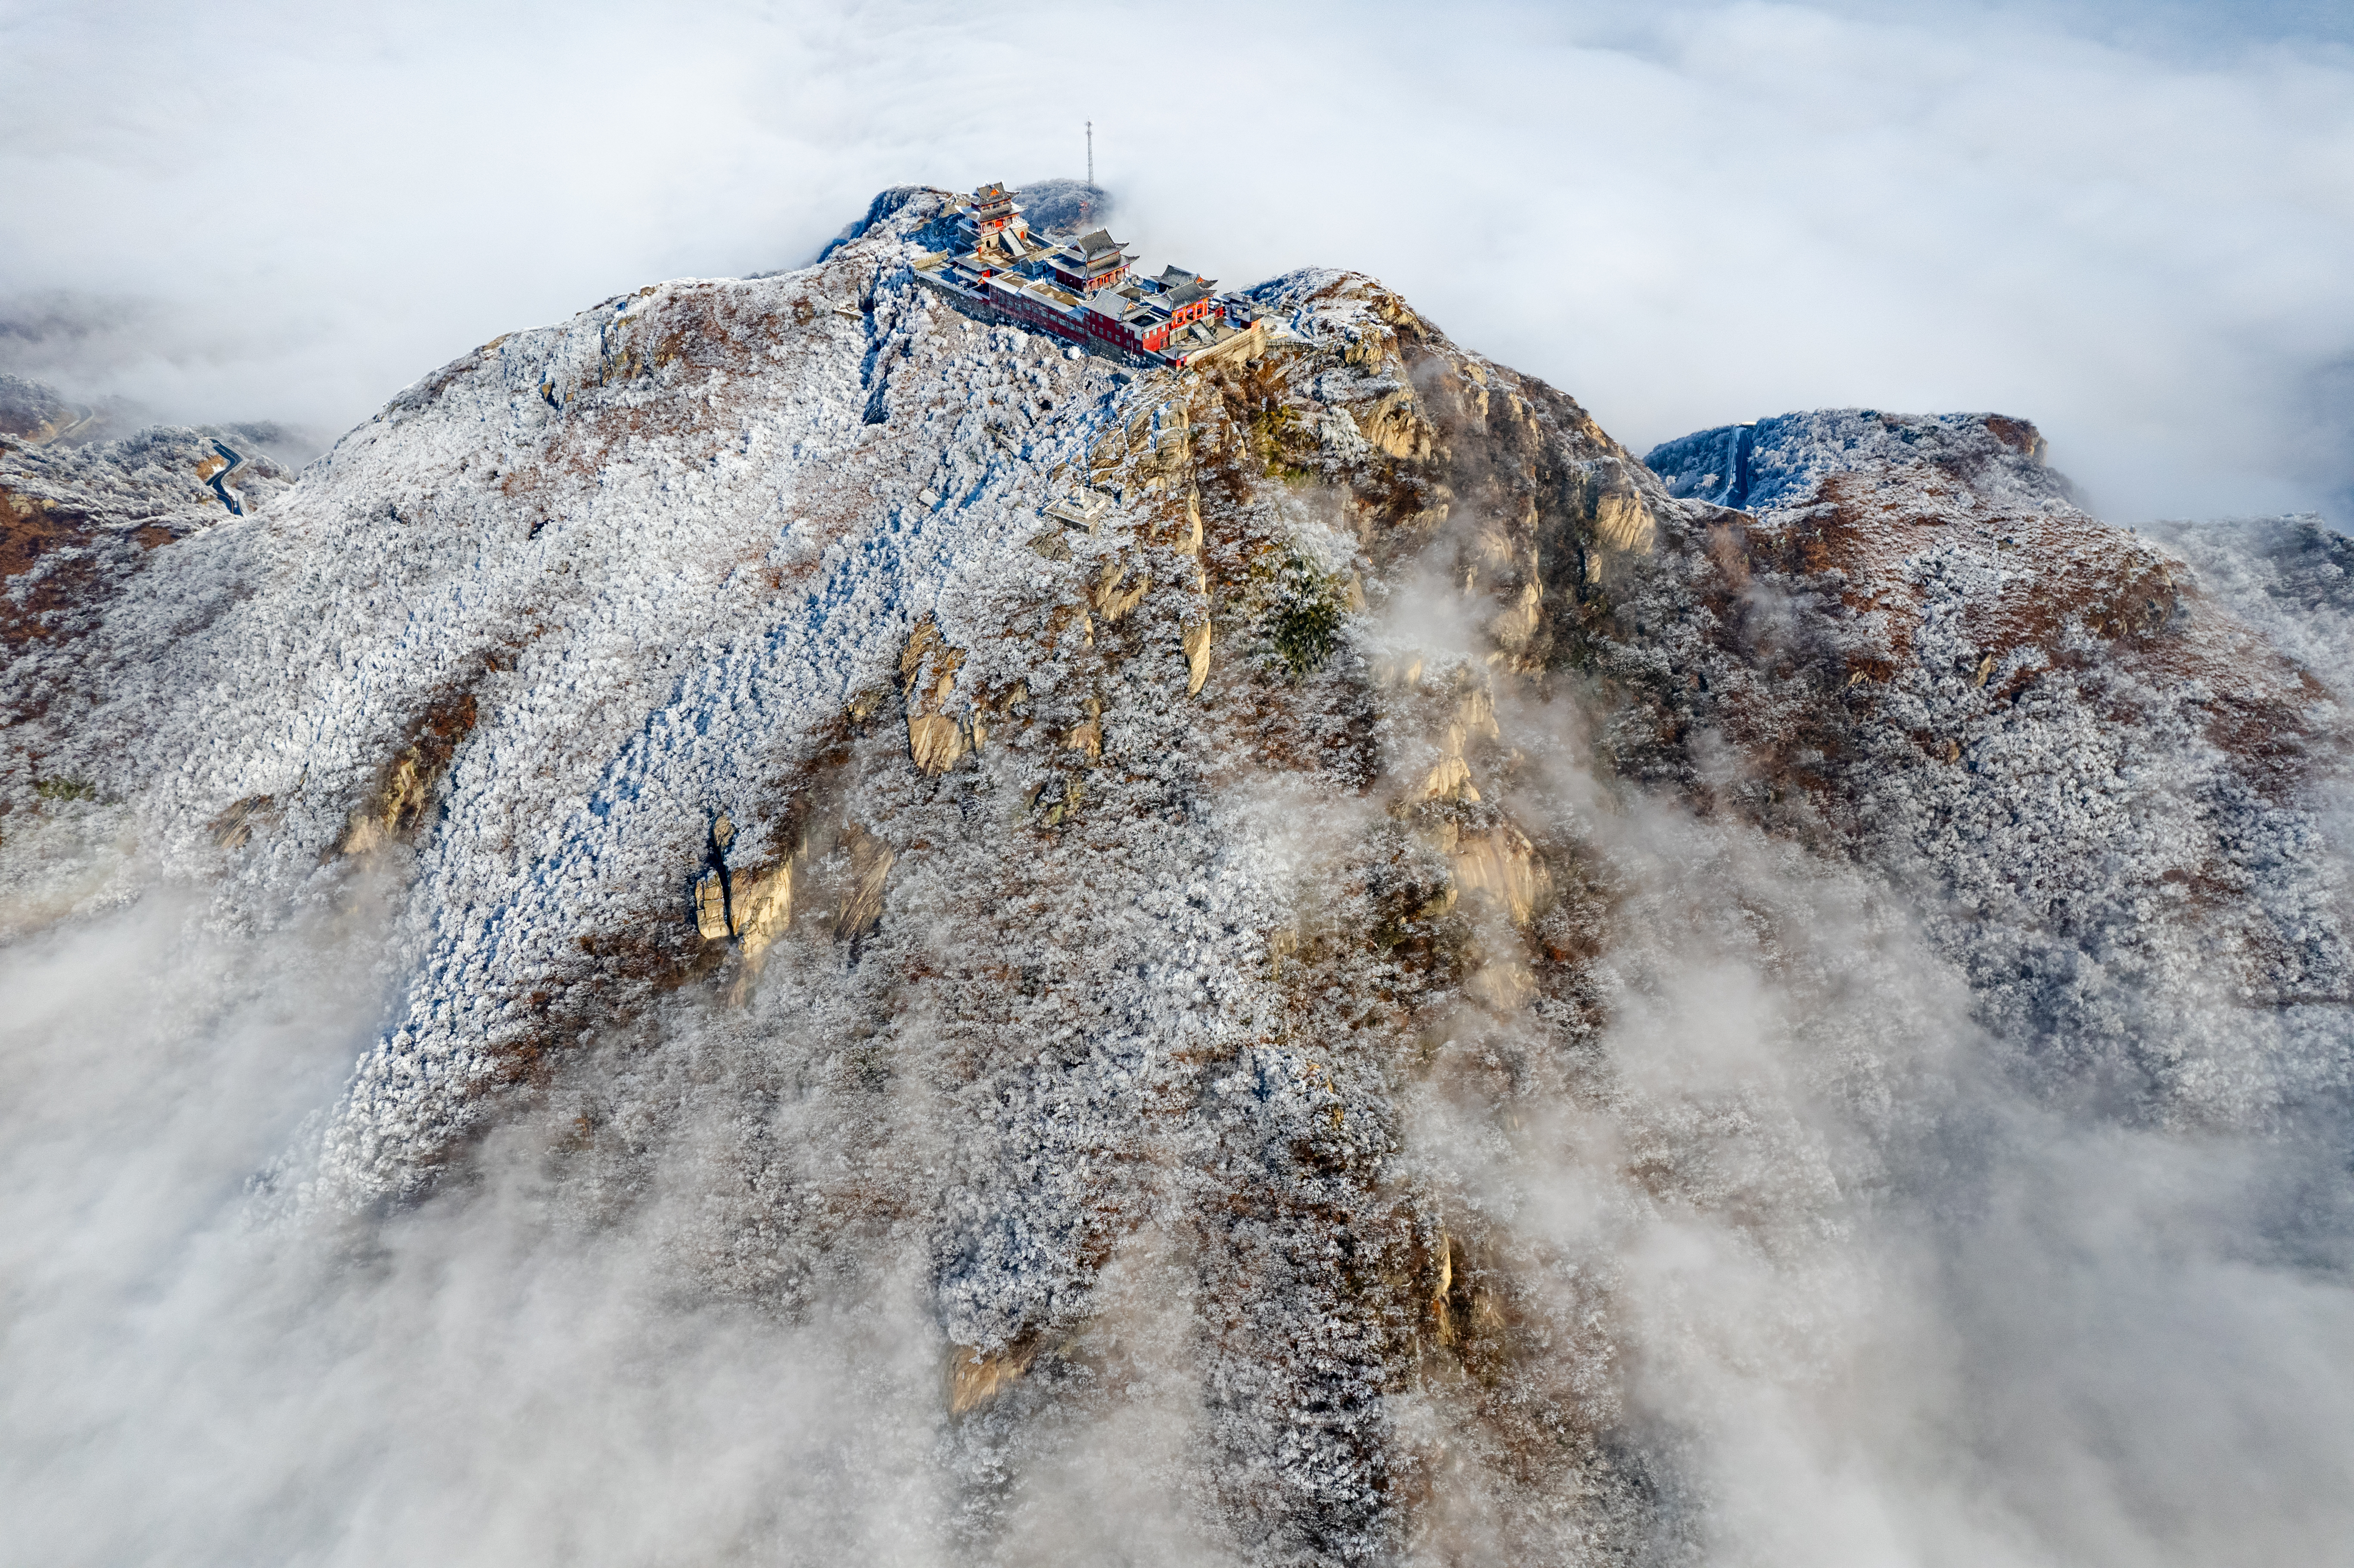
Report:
3,190,2349,1562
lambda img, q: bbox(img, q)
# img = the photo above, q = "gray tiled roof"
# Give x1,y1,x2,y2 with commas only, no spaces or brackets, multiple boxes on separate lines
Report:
1083,293,1143,322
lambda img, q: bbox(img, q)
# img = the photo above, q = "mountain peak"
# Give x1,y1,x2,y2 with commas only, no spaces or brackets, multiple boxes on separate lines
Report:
4,180,2349,1562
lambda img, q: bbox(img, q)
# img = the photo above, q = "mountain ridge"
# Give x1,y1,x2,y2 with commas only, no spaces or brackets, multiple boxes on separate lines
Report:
3,185,2348,1564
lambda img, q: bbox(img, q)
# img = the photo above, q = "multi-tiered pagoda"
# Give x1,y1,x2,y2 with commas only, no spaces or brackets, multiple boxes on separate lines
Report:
915,180,1255,368
1043,230,1133,296
967,181,1021,236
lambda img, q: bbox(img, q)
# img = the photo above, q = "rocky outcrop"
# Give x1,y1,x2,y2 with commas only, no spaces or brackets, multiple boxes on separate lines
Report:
901,615,970,775
336,689,480,856
1181,614,1212,695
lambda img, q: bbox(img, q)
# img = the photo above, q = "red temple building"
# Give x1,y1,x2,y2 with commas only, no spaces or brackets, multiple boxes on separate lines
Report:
917,180,1252,368
1043,230,1133,295
968,181,1021,235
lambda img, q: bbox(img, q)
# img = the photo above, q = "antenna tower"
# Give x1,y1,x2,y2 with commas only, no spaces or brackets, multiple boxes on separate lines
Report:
1086,121,1093,190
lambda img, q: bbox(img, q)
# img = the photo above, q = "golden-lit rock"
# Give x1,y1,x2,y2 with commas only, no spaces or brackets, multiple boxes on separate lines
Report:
947,1340,1038,1415
1421,753,1477,803
1359,389,1434,461
900,616,968,775
1449,823,1551,926
725,859,795,1002
1182,618,1212,696
1065,706,1104,762
1093,562,1150,622
906,712,965,774
692,870,729,940
729,862,792,946
1594,491,1654,555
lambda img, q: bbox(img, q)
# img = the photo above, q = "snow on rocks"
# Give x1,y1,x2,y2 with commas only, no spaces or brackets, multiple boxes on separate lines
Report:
1631,409,2353,1124
8,193,2354,1560
0,230,1694,1554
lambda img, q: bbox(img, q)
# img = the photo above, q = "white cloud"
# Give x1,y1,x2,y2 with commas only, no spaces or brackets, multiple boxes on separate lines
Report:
3,0,2351,515
0,891,964,1566
5,9,2354,1556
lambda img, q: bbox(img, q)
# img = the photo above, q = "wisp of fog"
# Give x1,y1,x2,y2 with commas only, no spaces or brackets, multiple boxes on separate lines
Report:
6,619,2352,1565
5,2,2354,1562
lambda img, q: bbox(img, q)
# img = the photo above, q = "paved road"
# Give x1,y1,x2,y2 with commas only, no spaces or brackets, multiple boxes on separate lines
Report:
206,439,244,516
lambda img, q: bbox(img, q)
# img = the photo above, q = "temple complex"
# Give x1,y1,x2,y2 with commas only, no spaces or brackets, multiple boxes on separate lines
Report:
915,180,1258,367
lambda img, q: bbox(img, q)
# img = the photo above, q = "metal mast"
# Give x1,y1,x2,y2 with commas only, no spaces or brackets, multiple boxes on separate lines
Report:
1086,121,1093,189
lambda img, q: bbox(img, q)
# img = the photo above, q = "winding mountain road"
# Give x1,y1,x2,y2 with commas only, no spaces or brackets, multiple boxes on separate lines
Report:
201,439,243,515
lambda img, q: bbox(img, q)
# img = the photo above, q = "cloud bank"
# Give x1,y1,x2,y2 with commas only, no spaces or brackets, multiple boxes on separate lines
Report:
8,744,2350,1563
2,0,2351,517
4,5,2354,1561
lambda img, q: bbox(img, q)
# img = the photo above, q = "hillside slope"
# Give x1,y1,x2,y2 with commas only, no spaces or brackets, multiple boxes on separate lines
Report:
4,189,2349,1565
1641,413,2351,1122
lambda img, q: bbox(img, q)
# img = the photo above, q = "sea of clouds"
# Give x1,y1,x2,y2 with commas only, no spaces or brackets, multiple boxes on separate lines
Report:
6,3,2354,1562
2,0,2351,520
8,707,2351,1565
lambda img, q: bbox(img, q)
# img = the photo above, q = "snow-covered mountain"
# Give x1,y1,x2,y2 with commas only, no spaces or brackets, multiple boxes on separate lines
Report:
1639,411,2352,1121
4,188,2349,1565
